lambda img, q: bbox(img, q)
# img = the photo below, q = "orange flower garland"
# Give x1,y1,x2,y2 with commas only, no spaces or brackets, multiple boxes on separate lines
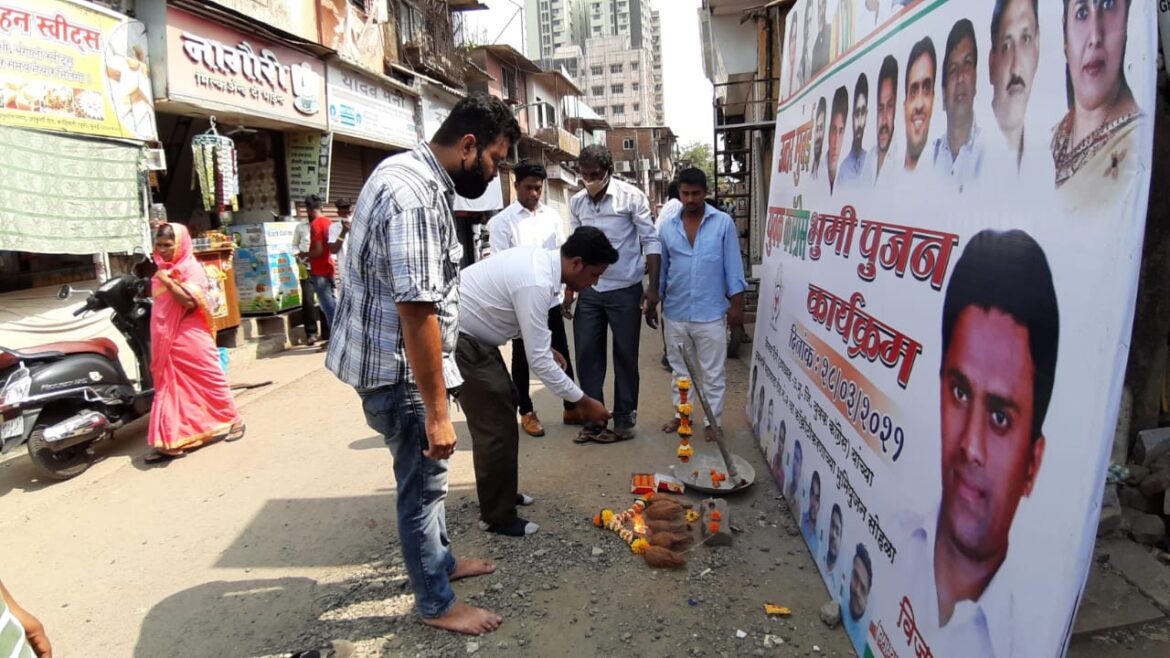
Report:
677,377,693,462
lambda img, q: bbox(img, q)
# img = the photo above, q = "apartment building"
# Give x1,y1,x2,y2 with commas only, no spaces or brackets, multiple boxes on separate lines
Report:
527,0,664,126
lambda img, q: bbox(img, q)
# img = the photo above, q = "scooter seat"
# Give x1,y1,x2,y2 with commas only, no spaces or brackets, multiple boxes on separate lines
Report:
0,338,119,370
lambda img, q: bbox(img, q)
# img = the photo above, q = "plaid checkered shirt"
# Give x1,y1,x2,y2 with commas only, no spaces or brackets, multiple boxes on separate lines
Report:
325,143,464,391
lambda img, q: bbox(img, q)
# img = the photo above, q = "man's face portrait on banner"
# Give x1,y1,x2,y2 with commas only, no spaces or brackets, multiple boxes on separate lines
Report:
989,0,1039,153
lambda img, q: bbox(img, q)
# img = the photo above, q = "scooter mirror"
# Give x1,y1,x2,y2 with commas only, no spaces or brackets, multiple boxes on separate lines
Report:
56,285,72,301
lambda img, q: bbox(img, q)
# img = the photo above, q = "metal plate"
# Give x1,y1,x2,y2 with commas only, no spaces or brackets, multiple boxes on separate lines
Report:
670,452,756,494
1,416,24,440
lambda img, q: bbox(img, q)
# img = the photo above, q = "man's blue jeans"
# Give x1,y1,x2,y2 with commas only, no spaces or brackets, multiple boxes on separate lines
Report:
359,383,457,618
311,274,337,329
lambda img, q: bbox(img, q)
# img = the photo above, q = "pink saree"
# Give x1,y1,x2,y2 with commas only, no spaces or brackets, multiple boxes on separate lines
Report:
147,223,240,450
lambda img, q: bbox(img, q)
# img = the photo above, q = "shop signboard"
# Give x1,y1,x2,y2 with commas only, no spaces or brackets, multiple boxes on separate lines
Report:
286,130,331,204
0,0,157,140
753,1,1156,657
161,7,326,130
326,61,418,150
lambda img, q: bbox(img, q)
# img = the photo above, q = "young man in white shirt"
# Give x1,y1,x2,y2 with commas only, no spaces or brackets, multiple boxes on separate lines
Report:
485,160,582,437
456,227,617,536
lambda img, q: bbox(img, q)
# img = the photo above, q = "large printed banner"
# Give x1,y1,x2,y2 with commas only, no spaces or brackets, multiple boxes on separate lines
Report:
752,1,1156,656
0,0,156,140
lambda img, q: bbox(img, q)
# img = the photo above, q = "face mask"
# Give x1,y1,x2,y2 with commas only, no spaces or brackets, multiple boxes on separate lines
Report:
453,149,490,199
584,173,610,197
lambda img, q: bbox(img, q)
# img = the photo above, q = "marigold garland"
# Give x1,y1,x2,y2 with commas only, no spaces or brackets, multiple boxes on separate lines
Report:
685,509,700,523
677,378,694,461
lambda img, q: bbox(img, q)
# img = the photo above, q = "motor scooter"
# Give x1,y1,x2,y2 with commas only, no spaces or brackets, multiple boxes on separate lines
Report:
0,271,153,480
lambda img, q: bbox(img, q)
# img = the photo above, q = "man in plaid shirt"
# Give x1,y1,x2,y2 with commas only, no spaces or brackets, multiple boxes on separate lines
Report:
326,93,519,636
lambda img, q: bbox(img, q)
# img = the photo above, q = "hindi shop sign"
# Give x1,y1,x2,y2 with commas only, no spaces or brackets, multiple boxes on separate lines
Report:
162,7,325,130
752,1,1156,657
326,62,418,149
0,0,157,140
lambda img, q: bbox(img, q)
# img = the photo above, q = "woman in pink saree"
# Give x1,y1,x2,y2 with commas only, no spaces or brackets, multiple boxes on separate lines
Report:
145,223,243,463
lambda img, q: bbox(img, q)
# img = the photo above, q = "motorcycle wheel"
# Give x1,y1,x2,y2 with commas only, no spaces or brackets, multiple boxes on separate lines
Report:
26,412,94,481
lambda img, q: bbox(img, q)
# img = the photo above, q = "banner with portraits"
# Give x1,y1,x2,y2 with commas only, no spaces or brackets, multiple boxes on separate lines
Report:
751,1,1156,656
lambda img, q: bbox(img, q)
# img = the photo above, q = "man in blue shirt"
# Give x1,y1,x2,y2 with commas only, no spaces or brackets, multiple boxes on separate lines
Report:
657,168,748,440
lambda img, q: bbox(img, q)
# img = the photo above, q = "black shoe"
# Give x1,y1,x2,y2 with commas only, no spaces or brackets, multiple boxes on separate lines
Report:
478,517,540,536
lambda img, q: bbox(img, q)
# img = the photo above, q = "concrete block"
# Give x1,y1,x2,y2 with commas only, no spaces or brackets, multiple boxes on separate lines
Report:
699,498,732,547
215,327,241,349
1139,469,1170,497
256,334,287,358
1131,513,1167,546
255,315,287,336
1134,426,1170,466
1119,485,1157,513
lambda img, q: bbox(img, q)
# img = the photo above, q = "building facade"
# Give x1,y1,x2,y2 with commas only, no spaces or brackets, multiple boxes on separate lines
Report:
605,125,677,205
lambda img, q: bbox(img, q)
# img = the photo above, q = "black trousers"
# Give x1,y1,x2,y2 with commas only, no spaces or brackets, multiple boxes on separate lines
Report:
573,283,643,427
299,278,319,340
455,333,520,527
511,306,576,415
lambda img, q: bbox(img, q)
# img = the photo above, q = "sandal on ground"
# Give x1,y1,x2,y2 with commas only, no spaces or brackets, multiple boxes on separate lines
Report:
144,450,187,464
225,422,246,442
588,429,628,444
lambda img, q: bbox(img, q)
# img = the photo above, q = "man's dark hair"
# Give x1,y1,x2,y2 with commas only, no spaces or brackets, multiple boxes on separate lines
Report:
335,199,352,213
941,229,1059,440
816,96,827,120
854,73,869,104
831,86,848,120
810,470,821,495
578,144,614,172
562,226,619,266
677,167,708,190
305,194,322,215
431,92,521,150
905,37,937,89
942,19,978,88
991,0,1038,48
514,159,547,183
667,179,680,201
878,54,898,96
854,543,873,587
831,503,842,522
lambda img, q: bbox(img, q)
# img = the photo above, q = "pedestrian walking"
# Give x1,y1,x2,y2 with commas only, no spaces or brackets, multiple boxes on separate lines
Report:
292,213,320,345
144,223,244,463
305,195,337,348
486,159,584,436
657,168,748,441
458,227,616,536
325,92,519,636
564,145,661,443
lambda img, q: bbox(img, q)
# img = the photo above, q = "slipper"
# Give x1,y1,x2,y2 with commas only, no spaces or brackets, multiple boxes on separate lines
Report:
590,429,629,444
573,429,599,444
144,450,187,464
225,422,246,442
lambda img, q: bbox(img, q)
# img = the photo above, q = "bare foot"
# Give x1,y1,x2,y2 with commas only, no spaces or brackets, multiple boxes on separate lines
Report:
661,418,680,433
704,426,718,442
421,602,503,635
450,558,497,581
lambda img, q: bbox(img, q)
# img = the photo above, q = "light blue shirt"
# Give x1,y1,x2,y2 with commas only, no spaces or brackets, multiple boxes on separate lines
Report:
842,591,872,655
837,146,871,187
932,122,986,194
569,177,660,292
658,204,748,323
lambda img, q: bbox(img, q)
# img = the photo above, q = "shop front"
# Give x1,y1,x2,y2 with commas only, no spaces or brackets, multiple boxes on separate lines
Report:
141,3,329,322
325,60,420,204
0,0,157,378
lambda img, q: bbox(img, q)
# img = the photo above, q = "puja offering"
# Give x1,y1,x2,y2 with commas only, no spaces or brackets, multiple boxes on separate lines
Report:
593,493,696,569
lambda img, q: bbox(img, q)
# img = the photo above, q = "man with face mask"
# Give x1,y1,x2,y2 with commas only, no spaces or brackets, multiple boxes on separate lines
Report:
326,93,519,637
564,145,661,443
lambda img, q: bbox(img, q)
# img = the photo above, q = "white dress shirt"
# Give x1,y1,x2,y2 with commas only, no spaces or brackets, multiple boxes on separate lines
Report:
486,201,564,254
932,122,987,194
458,246,584,403
893,505,1019,658
654,198,683,231
569,177,660,292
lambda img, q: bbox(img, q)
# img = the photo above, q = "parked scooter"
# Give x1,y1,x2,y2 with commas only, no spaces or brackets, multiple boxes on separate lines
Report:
0,271,153,480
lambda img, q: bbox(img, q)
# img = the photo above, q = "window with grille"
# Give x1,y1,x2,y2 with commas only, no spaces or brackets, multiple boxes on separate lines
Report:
623,138,635,150
591,66,603,76
611,84,623,94
592,86,604,96
610,63,623,74
613,104,625,114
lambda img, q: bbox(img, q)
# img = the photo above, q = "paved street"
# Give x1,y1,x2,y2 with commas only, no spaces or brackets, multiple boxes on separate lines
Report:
1,329,1166,657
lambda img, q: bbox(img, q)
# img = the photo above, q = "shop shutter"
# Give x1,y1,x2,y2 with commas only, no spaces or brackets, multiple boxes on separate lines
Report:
330,144,366,207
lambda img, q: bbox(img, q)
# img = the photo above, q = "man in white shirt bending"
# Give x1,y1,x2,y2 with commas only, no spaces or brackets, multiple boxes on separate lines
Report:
456,227,616,537
486,160,582,437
